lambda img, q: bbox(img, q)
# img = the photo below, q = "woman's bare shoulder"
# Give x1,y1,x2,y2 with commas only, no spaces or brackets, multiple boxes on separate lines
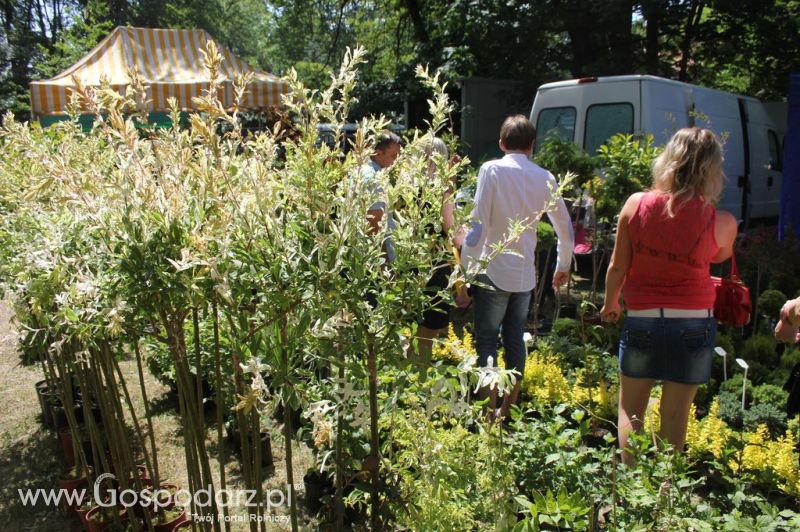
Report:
715,209,738,230
621,192,647,218
715,209,738,246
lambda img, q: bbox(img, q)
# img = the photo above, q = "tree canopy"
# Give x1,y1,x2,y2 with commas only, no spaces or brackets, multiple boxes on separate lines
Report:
2,0,798,121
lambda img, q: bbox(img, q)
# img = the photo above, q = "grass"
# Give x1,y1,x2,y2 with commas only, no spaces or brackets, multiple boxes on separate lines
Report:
0,301,313,531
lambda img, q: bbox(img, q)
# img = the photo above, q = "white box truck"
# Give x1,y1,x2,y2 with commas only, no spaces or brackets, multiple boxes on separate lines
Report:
530,75,786,225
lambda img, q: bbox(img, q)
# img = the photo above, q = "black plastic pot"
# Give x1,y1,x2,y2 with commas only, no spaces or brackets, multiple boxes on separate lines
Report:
274,403,303,434
35,380,53,427
51,403,72,431
303,471,334,514
225,421,241,447
80,436,104,469
227,425,273,468
258,431,273,468
75,402,102,426
558,303,578,319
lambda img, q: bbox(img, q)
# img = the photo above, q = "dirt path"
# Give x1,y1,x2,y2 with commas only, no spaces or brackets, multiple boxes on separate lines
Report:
0,302,82,531
0,302,311,531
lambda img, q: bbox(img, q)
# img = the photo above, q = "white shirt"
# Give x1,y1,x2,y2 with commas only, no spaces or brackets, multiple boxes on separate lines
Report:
467,153,573,292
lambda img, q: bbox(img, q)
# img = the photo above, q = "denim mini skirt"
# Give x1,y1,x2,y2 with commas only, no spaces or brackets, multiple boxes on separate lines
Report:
618,314,717,384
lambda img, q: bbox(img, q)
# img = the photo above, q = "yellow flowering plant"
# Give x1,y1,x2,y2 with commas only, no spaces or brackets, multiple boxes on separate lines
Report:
431,324,475,364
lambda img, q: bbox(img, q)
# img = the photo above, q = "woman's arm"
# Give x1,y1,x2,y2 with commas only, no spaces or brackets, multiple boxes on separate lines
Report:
600,193,641,322
710,210,738,263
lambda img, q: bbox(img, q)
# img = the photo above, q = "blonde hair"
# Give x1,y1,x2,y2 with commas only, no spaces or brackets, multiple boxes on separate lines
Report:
652,127,724,216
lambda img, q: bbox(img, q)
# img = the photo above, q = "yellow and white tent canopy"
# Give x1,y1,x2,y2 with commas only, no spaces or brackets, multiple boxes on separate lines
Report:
30,26,287,116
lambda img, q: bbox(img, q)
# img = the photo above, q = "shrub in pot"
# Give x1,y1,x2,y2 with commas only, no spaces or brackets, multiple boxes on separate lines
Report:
151,482,180,510
151,506,187,532
58,465,92,497
58,466,92,512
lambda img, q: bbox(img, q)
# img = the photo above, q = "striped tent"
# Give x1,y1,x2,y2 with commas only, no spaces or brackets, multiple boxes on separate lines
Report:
30,26,287,117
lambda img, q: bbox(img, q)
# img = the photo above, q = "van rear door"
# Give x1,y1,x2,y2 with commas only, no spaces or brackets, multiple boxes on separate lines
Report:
531,79,640,155
744,100,782,220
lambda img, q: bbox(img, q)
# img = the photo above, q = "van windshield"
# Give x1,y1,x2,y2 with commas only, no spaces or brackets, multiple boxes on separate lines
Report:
535,107,576,153
584,103,633,154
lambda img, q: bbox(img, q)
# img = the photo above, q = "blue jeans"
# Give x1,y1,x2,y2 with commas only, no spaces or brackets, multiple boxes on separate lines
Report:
473,274,532,375
619,315,716,384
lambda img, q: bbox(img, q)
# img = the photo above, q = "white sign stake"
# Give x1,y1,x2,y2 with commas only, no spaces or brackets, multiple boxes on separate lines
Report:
715,346,728,381
736,358,749,411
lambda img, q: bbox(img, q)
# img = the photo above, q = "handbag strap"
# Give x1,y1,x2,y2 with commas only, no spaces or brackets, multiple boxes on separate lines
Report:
730,250,740,281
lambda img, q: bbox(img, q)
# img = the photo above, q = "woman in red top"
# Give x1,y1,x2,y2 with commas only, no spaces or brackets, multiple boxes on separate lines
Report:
600,128,738,465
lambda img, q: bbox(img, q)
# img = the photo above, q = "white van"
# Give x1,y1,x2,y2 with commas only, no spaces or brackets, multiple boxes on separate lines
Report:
530,75,786,224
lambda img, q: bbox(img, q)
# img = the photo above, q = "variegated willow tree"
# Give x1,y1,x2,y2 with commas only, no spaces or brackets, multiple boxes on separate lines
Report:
0,39,536,530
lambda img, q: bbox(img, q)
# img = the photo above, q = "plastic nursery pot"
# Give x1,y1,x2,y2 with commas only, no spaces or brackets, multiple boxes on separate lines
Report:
58,465,92,513
80,436,104,469
58,430,76,466
75,400,102,425
151,482,180,510
35,380,54,427
172,517,193,530
152,506,187,532
135,464,150,479
303,470,334,514
239,432,274,467
58,465,92,491
259,431,273,468
273,403,303,433
85,505,128,532
225,420,241,448
76,498,97,528
50,403,69,431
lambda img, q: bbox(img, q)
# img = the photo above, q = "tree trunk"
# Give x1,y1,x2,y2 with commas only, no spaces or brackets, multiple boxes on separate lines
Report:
678,1,705,81
643,0,663,74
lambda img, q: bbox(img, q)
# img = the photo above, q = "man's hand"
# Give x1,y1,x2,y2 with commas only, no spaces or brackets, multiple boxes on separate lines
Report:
775,298,800,343
552,271,570,290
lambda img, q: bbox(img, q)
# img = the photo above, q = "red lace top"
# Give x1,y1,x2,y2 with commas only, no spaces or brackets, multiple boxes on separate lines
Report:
623,192,719,310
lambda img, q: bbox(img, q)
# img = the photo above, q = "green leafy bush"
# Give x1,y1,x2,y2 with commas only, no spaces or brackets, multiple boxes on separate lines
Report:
390,411,516,530
758,289,788,319
742,403,787,436
536,221,557,250
751,383,788,409
781,345,800,371
740,334,780,384
718,390,745,429
505,406,605,501
551,318,581,344
534,136,596,190
586,133,661,223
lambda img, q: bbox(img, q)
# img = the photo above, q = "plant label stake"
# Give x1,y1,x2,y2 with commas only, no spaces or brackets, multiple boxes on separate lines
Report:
736,358,749,411
715,346,727,381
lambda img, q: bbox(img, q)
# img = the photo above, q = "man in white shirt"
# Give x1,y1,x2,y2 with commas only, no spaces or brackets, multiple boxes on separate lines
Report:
466,115,574,420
